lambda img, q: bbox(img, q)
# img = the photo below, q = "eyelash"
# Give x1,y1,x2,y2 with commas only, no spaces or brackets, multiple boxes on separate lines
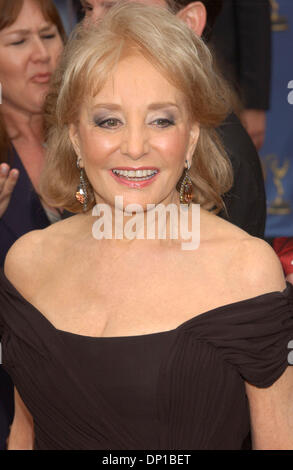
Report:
94,118,175,129
153,118,175,128
95,118,121,129
11,34,56,45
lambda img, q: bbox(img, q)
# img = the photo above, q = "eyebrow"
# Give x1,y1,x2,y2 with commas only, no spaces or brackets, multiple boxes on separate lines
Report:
91,102,180,111
3,24,55,36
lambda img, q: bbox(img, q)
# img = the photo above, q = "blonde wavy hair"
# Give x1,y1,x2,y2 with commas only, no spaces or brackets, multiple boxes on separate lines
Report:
41,1,234,213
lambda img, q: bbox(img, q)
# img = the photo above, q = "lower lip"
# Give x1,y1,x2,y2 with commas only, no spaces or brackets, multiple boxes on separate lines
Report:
31,75,51,84
109,170,159,188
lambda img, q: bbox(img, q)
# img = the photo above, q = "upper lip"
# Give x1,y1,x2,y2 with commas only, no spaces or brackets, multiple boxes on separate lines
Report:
31,72,51,79
111,167,159,171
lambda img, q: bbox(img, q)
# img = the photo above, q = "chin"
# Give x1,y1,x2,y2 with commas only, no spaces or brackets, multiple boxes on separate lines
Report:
110,196,149,213
32,90,49,111
121,197,174,214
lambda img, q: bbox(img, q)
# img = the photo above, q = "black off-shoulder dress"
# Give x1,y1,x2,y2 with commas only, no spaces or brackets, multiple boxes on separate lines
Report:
1,268,293,450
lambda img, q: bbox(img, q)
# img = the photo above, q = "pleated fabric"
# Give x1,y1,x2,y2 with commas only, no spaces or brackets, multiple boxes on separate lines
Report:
1,268,293,450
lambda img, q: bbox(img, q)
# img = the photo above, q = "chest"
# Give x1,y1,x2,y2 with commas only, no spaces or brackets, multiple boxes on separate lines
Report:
31,246,242,337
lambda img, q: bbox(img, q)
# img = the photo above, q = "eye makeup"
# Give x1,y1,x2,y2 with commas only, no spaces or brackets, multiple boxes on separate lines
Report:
91,113,123,128
88,102,182,130
91,110,177,128
94,117,122,129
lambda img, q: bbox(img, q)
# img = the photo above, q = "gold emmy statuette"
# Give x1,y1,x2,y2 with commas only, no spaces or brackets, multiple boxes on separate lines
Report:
270,0,289,32
266,155,291,215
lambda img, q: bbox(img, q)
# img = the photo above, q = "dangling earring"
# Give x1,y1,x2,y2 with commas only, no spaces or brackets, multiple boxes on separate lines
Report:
179,160,193,205
75,159,88,212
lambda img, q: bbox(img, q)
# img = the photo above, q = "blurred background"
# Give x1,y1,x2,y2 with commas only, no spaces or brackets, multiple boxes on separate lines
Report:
259,0,293,240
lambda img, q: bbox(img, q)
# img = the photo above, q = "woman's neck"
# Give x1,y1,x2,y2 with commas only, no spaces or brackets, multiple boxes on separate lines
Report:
2,102,44,144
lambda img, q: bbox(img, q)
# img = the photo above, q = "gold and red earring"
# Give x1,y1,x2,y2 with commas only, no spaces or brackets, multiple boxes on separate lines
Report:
179,160,193,205
75,159,88,212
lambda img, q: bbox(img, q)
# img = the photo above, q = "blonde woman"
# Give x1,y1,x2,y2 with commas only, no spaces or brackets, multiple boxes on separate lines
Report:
1,3,293,450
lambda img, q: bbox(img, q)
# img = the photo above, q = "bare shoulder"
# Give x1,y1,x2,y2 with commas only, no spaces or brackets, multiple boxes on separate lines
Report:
200,209,286,298
4,213,87,294
4,229,47,285
236,236,286,295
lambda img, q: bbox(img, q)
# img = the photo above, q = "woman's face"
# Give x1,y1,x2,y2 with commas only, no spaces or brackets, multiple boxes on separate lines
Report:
70,54,199,211
0,0,63,115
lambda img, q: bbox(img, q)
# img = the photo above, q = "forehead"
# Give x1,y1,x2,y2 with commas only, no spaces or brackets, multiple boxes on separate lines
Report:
0,0,49,33
89,54,183,104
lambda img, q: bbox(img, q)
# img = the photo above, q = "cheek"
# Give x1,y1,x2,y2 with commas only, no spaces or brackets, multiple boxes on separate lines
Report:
0,53,25,82
152,129,190,165
0,54,28,101
50,39,64,66
79,128,119,166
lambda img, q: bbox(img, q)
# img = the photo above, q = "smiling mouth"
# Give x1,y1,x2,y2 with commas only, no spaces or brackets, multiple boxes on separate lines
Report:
112,168,159,181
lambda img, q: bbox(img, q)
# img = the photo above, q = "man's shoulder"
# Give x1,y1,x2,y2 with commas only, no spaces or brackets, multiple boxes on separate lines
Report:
218,113,266,237
218,112,258,164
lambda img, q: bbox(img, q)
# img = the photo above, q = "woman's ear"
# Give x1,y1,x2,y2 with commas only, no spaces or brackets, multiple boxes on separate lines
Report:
176,1,207,37
69,123,83,166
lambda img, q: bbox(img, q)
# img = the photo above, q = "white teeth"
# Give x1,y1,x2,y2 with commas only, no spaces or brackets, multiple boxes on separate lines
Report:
112,169,158,178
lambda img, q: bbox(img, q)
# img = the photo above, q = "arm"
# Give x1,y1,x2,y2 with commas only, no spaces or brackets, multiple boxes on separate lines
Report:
7,387,34,450
4,231,47,450
242,239,293,448
246,368,293,449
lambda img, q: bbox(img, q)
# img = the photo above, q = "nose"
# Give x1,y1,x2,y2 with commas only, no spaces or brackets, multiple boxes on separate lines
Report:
120,124,149,160
31,36,50,63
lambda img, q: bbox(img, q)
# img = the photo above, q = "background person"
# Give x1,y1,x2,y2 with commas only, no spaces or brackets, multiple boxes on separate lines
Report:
211,0,272,151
